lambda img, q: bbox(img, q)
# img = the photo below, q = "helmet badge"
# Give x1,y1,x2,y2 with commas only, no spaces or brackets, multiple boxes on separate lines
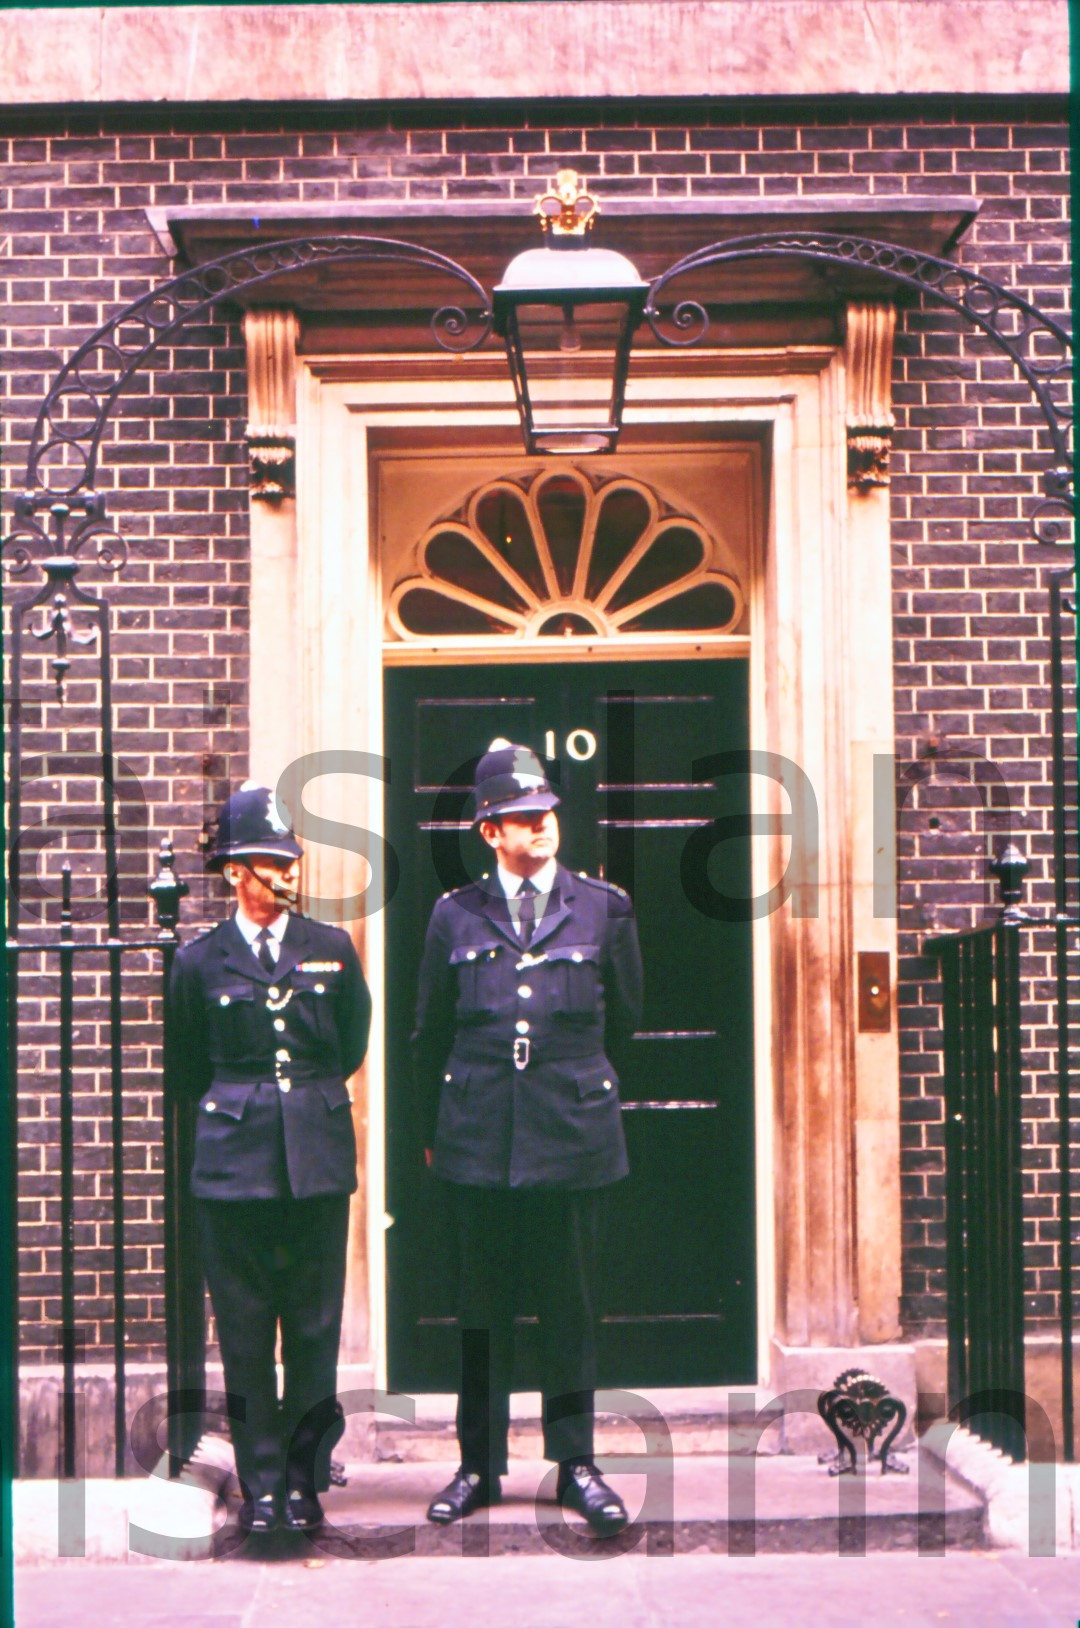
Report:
265,792,290,835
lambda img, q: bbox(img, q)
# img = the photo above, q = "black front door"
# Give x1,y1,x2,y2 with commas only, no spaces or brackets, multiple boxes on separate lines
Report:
384,658,755,1389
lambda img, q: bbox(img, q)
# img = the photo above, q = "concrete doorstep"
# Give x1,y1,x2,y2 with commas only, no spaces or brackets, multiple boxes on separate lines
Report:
920,1421,1080,1554
14,1438,988,1564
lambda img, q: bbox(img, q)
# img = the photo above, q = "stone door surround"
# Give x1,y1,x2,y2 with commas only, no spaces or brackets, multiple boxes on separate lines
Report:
244,304,902,1389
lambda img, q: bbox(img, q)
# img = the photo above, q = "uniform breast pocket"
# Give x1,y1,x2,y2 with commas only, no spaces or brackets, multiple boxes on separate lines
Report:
547,945,601,1018
290,973,335,1039
205,983,257,1041
450,944,503,1022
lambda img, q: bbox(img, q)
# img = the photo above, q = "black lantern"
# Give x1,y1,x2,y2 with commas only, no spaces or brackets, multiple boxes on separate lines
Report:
493,171,649,456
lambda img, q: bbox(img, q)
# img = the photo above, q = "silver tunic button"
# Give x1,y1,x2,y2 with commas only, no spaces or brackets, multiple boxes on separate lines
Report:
276,1048,290,1062
273,1017,286,1032
205,1101,217,1113
218,994,230,1006
268,986,280,1000
279,1080,291,1094
517,984,532,999
572,951,583,963
466,950,477,961
515,1019,530,1035
445,1073,452,1082
603,1080,612,1091
314,982,325,994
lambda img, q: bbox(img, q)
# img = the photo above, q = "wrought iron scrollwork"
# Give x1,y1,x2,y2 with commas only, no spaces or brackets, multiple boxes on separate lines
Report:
2,237,494,702
2,491,127,579
646,231,1073,543
2,494,128,701
817,1368,910,1476
21,235,493,499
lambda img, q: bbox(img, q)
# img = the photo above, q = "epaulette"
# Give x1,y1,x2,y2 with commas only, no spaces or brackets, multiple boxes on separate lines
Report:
574,871,630,900
439,875,485,901
182,923,218,945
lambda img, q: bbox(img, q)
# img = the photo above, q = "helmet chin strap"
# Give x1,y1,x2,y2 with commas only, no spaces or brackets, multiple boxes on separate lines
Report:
224,859,298,903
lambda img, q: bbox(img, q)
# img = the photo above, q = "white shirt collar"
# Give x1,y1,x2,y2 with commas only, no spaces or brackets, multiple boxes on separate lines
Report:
233,907,289,945
496,858,557,899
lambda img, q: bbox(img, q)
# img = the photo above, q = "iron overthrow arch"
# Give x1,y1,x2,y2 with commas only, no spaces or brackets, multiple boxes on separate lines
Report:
2,228,1072,568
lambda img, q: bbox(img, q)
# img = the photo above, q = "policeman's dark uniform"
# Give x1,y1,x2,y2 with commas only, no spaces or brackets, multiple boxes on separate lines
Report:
412,745,643,1507
167,786,371,1514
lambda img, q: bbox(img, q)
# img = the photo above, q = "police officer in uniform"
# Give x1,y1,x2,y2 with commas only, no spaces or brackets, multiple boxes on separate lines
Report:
412,741,643,1536
167,784,371,1533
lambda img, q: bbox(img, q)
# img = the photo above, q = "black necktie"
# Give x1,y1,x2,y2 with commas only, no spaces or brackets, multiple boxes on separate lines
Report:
255,927,276,974
517,879,538,947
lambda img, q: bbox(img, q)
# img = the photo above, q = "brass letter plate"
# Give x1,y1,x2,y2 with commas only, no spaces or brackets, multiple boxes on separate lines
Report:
857,951,891,1033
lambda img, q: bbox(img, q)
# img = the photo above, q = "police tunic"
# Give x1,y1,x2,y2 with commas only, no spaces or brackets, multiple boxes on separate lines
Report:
169,912,371,1199
412,863,643,1189
166,910,370,1500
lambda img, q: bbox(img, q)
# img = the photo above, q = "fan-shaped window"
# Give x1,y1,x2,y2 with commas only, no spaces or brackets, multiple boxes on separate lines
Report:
605,526,706,614
387,468,743,643
425,530,528,613
474,488,548,600
586,487,653,600
622,581,738,632
394,588,516,636
536,474,587,596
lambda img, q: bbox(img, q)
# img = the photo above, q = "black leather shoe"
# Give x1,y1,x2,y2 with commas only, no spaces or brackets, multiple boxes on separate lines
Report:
283,1487,324,1531
426,1468,501,1525
238,1492,280,1533
557,1464,629,1537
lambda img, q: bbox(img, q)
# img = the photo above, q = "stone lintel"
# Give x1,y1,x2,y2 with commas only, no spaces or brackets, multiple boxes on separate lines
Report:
0,4,1067,107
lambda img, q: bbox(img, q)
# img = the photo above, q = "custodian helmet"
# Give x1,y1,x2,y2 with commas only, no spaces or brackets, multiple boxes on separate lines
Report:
471,739,560,824
206,782,303,870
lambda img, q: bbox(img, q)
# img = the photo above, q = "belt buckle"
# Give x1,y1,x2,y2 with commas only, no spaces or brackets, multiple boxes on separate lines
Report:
513,1036,530,1071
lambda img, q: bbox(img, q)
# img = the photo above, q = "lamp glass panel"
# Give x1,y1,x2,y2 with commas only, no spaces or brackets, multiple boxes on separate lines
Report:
511,298,629,436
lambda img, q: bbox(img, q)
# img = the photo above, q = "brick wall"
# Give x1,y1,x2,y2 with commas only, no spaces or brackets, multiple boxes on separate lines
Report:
1,95,1070,1362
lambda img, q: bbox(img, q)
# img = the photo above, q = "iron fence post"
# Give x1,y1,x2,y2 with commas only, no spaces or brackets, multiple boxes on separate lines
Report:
152,844,203,1474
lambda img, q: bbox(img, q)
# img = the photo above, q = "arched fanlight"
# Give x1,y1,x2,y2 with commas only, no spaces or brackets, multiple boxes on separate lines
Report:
492,171,649,456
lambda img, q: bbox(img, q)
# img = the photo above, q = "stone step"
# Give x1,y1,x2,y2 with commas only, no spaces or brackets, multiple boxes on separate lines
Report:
226,1453,985,1557
187,1433,984,1557
11,1444,984,1562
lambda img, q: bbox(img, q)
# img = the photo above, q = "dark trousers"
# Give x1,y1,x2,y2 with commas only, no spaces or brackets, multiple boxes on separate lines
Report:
450,1184,602,1481
197,1194,350,1500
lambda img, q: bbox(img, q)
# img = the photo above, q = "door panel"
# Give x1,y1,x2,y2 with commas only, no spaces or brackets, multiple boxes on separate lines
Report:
384,659,755,1389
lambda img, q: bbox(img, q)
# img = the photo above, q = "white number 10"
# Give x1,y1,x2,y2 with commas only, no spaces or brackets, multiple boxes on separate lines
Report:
545,728,598,762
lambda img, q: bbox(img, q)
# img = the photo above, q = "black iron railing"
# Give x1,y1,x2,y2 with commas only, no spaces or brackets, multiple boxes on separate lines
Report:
928,567,1078,1465
931,918,1028,1461
4,843,201,1477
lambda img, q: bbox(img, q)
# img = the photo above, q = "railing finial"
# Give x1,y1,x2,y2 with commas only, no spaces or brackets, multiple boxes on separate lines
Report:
991,842,1029,923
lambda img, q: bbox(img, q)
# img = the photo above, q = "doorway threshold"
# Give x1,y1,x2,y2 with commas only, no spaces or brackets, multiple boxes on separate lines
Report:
373,1387,777,1464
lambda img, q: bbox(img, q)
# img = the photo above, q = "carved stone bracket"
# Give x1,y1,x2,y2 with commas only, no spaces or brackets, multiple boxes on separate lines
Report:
844,303,897,491
246,429,296,500
244,308,299,500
